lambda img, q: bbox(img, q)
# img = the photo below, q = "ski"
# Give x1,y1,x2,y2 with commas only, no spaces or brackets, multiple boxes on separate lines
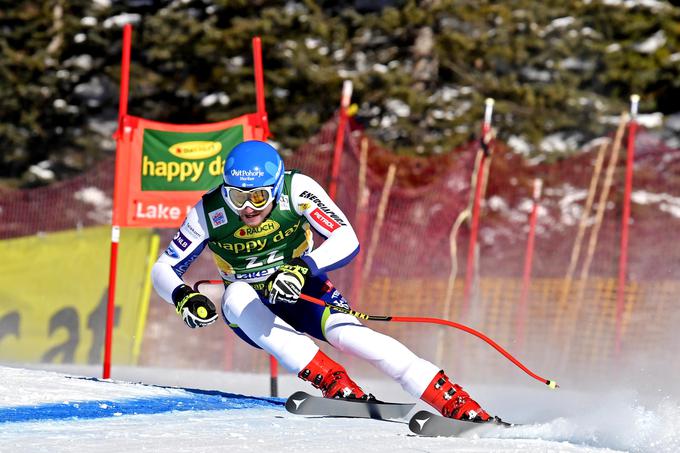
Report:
285,391,415,420
408,410,517,437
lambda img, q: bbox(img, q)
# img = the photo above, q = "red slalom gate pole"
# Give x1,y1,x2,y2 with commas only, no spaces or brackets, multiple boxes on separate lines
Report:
252,36,277,395
328,80,353,200
252,36,275,396
463,98,494,317
269,355,278,397
615,94,639,355
515,178,542,352
251,36,270,140
103,227,120,379
103,23,132,380
194,280,279,395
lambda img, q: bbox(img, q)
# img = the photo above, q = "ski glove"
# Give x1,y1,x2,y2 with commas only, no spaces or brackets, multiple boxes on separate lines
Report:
264,257,310,304
172,284,218,328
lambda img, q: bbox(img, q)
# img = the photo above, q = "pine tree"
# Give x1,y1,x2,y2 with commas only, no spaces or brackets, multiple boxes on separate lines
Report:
0,0,678,185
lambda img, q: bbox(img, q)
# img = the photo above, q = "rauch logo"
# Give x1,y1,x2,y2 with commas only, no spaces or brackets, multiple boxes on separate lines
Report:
233,219,280,239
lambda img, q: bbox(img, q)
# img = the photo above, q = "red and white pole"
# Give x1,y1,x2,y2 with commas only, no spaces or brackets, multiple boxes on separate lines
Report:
328,80,353,200
516,178,542,351
615,94,639,354
104,23,132,379
462,98,494,317
251,37,270,140
251,36,277,395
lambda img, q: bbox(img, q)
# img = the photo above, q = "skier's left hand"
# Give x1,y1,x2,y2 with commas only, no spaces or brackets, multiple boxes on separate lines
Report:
264,257,310,304
172,284,218,328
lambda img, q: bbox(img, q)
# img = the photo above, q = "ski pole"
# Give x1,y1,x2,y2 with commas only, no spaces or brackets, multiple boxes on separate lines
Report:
298,292,558,390
192,279,558,389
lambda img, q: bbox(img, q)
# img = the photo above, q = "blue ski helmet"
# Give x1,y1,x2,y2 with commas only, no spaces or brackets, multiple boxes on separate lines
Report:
222,140,285,201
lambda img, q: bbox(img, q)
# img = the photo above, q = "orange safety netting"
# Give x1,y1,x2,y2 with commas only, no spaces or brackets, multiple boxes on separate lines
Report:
2,115,680,382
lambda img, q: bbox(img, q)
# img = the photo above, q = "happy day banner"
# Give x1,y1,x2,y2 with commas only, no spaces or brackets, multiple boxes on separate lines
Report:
113,113,267,228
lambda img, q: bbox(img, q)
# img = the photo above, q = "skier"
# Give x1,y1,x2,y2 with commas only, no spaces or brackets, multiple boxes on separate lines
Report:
151,140,491,422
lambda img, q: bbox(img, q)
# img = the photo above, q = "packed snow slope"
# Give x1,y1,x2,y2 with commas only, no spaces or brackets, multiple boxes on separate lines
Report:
0,365,677,453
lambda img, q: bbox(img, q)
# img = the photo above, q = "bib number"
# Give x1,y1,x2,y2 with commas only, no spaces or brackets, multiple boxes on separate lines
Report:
244,249,285,269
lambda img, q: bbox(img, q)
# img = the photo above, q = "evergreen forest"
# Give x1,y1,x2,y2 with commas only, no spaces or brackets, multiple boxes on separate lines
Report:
1,0,678,187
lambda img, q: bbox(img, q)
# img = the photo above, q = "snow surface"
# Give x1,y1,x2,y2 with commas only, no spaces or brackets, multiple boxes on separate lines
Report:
1,364,678,453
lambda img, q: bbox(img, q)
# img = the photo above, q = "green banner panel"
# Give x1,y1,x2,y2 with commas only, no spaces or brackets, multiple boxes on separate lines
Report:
141,125,244,191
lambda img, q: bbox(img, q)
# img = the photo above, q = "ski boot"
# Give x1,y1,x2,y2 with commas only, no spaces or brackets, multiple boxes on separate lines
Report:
298,349,374,401
420,370,490,422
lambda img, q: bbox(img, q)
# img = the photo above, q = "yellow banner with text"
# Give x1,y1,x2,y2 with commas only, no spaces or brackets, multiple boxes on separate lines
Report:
0,226,157,365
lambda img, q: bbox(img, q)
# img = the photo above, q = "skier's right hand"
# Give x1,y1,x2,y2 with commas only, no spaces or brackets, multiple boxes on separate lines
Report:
172,284,218,328
263,258,310,304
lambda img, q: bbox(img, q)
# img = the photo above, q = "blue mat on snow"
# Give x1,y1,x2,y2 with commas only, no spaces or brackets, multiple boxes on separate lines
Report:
0,377,285,424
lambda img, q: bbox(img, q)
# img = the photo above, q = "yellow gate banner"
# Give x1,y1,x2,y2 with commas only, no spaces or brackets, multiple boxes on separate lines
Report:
0,226,158,365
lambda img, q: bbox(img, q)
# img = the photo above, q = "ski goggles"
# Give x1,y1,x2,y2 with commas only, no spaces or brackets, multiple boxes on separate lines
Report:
223,186,275,211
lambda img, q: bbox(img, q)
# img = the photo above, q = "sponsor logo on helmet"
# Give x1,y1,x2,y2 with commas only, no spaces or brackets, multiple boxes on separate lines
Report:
233,219,280,239
231,169,265,181
168,141,223,160
208,208,228,228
